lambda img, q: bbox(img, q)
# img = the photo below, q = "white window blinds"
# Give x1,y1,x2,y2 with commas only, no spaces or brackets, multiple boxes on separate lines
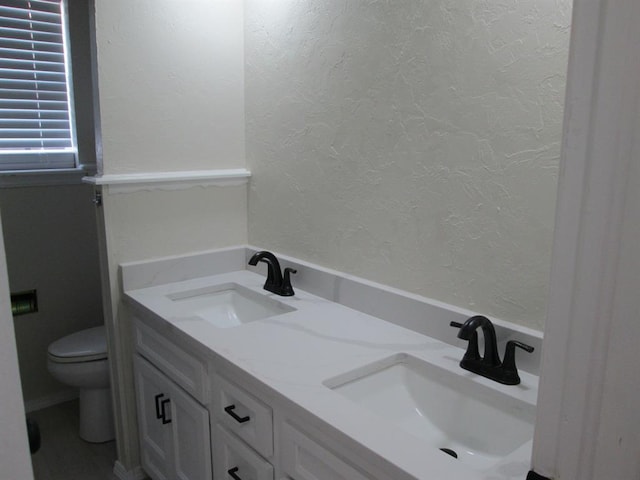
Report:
0,0,76,170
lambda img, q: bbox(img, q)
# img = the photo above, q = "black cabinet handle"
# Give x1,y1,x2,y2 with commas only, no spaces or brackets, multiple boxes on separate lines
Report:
227,467,242,480
154,393,164,420
224,404,250,424
160,398,172,424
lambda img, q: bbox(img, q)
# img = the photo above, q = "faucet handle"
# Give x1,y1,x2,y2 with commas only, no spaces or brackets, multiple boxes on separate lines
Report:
280,268,297,297
500,340,535,385
507,340,534,354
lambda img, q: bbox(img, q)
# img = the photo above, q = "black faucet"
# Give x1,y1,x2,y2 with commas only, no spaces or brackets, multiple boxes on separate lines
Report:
450,315,534,385
248,251,296,296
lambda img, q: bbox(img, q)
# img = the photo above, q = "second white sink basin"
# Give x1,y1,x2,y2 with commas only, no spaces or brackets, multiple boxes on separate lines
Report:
166,282,295,328
324,353,535,470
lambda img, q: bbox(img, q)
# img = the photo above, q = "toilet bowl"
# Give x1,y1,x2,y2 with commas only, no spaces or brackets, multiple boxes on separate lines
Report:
47,326,115,443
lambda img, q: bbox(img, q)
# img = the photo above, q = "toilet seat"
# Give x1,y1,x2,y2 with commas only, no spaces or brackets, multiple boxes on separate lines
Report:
48,326,108,364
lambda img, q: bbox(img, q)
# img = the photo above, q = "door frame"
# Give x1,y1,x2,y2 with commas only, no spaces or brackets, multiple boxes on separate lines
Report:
0,210,35,479
532,0,640,478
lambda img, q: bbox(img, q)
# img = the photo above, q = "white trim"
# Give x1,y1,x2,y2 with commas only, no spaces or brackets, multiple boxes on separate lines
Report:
24,389,78,413
82,168,251,193
60,0,80,167
532,0,640,478
0,209,34,479
113,461,147,480
0,166,94,188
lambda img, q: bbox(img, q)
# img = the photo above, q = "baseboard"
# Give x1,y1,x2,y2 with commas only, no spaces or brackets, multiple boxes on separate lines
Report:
24,389,78,413
113,461,147,480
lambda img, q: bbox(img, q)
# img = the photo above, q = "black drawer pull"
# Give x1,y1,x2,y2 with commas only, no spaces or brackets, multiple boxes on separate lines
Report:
154,393,164,420
160,398,172,424
224,404,250,424
227,467,242,480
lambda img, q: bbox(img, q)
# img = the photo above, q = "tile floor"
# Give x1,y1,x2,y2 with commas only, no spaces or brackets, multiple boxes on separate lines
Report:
28,400,117,480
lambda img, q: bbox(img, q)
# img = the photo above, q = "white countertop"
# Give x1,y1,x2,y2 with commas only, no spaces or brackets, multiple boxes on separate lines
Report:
125,269,537,480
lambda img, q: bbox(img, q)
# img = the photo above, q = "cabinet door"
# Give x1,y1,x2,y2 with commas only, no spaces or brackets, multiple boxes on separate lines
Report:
134,355,174,480
168,379,213,480
281,422,372,480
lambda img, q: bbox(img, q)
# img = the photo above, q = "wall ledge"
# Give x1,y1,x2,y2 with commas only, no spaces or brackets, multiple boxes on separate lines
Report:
82,168,251,193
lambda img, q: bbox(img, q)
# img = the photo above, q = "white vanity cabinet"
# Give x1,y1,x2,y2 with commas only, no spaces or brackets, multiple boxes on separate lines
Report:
132,318,389,480
133,318,213,480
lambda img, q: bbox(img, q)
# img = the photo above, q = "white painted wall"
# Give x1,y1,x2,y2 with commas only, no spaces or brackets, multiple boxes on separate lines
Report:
93,0,245,174
102,187,248,266
0,185,103,408
246,0,572,331
0,210,34,480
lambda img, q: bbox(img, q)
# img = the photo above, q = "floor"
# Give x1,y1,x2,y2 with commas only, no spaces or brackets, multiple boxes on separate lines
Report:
28,400,117,480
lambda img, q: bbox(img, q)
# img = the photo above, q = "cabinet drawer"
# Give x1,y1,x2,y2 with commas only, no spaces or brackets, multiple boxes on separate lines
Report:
281,422,372,480
213,373,273,458
213,424,273,480
134,319,207,402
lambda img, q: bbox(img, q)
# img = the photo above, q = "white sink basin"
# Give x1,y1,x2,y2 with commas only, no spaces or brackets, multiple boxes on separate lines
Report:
324,353,535,470
166,282,295,328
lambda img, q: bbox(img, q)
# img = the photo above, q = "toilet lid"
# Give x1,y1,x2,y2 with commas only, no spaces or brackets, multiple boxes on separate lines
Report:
48,326,108,362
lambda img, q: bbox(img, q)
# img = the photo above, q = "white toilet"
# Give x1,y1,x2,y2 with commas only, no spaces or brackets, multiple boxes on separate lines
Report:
47,326,115,443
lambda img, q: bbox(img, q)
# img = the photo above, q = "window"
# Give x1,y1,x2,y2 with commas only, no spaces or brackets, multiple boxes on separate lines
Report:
0,0,76,171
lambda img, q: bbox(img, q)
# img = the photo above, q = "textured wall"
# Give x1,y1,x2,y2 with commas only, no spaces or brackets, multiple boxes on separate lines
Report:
102,187,248,265
93,0,245,174
246,0,571,330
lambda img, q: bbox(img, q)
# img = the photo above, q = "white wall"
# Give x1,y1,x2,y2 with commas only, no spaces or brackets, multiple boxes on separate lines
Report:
91,0,248,282
94,0,245,174
246,0,572,331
